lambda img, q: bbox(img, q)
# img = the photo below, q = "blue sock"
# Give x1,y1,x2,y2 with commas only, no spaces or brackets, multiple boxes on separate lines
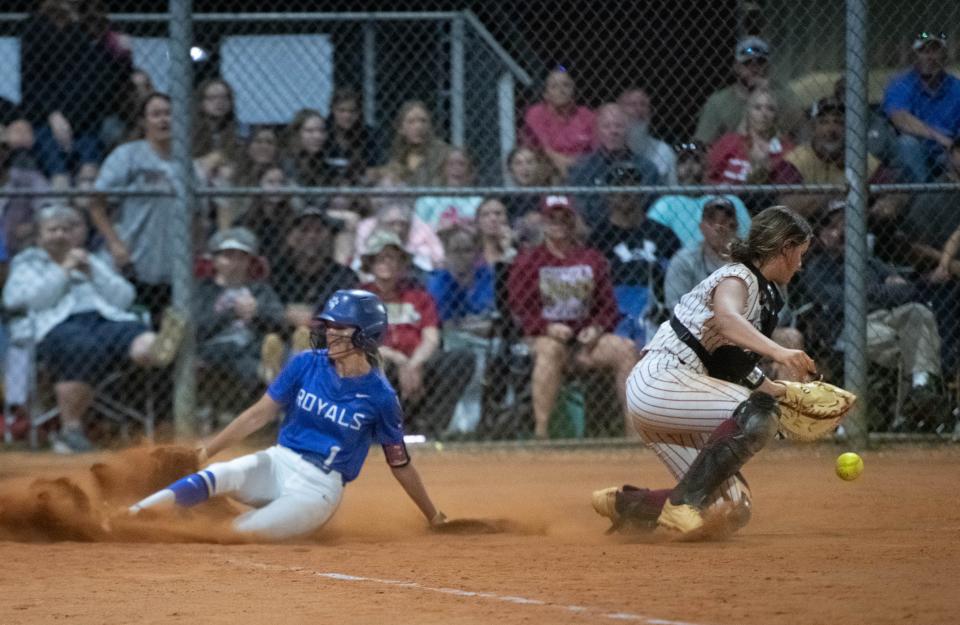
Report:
168,470,217,507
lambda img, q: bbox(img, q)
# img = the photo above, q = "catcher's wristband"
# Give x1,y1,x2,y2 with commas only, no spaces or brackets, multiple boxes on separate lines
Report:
743,366,766,390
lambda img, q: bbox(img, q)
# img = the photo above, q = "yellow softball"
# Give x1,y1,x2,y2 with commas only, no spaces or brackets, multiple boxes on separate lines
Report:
835,452,864,481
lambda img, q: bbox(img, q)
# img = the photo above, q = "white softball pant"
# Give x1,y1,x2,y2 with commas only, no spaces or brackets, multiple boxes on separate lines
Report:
626,353,753,507
205,445,344,541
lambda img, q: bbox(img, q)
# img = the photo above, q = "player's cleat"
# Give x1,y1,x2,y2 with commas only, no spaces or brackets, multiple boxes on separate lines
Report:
148,308,187,367
291,326,312,354
657,500,705,535
258,333,285,384
591,487,621,522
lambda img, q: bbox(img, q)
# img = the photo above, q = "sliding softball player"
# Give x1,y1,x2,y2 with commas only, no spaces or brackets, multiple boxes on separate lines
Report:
592,206,816,537
130,289,447,540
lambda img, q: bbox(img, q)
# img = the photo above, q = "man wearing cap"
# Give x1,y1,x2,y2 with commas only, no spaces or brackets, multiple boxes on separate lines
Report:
566,103,660,230
883,31,960,182
272,205,358,352
772,97,902,220
360,229,474,439
795,203,946,431
663,198,738,310
195,227,285,415
694,37,803,146
647,142,751,248
507,195,638,439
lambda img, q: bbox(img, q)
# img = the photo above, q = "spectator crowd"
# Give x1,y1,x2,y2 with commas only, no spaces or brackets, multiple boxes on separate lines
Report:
2,3,960,449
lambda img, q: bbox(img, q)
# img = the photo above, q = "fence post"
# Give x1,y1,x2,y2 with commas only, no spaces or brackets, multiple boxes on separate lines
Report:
497,72,517,179
843,0,870,448
362,22,378,128
450,13,466,147
168,0,197,440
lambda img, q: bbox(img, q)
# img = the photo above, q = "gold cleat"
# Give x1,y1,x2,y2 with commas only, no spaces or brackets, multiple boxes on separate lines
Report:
591,487,620,521
656,500,705,535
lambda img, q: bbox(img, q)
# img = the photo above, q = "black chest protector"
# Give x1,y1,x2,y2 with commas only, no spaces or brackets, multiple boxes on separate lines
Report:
670,263,784,389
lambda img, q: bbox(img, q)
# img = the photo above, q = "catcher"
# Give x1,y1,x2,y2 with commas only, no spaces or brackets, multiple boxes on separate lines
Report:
593,206,855,538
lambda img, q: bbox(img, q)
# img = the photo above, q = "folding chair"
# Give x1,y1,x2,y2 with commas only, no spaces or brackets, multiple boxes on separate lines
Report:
2,312,156,449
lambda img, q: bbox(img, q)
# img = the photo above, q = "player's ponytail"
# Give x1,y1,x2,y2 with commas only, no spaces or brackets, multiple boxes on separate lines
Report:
730,205,812,266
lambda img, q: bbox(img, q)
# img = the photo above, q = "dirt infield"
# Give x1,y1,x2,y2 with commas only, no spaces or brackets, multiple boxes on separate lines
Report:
0,443,958,625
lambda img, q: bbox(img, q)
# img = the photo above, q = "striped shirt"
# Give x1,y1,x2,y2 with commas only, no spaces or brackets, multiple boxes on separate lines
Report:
644,263,763,373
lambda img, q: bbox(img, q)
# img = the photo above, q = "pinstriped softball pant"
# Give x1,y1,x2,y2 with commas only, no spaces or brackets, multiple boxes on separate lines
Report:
626,352,752,506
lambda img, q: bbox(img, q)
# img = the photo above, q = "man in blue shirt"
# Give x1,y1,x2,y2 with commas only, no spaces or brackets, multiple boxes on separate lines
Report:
883,31,960,182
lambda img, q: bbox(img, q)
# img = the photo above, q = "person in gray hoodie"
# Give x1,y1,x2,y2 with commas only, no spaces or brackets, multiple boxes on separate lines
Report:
3,205,183,453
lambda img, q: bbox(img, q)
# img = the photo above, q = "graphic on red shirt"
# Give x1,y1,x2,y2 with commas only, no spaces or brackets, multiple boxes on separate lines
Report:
538,264,595,322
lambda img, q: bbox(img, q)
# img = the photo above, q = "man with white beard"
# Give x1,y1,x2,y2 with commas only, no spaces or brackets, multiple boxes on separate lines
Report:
618,88,677,185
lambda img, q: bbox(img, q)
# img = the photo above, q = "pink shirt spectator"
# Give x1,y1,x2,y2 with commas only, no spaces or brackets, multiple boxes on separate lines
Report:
522,103,596,158
706,132,794,184
355,215,445,272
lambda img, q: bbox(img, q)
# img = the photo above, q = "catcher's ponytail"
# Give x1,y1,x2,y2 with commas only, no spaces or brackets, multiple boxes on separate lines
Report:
730,205,812,266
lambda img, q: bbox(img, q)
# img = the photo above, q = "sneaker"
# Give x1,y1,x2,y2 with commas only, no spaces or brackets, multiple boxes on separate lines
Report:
291,326,312,354
591,487,620,522
148,308,187,367
258,333,285,384
51,428,96,454
656,500,704,535
902,385,949,432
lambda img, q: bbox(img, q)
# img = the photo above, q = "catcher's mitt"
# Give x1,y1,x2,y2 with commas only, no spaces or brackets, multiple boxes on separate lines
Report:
777,380,857,442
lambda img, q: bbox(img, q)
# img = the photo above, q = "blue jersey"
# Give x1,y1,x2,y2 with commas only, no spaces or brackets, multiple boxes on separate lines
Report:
267,350,405,483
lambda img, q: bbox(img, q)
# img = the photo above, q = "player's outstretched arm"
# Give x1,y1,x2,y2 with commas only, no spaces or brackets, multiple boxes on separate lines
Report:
712,277,816,378
390,463,446,528
201,394,282,460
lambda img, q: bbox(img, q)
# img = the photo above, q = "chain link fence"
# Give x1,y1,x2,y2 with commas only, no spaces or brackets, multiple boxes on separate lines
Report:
1,1,959,453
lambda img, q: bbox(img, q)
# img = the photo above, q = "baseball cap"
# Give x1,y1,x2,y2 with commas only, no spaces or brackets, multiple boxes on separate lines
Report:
539,194,577,220
701,197,737,221
293,204,344,231
209,227,258,255
735,37,770,63
913,31,947,50
361,229,411,260
810,97,845,119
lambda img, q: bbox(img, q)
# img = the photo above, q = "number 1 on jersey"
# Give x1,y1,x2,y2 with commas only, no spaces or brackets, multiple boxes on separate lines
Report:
324,446,342,468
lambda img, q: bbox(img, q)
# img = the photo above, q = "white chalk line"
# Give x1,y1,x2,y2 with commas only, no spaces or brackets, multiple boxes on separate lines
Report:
225,557,715,625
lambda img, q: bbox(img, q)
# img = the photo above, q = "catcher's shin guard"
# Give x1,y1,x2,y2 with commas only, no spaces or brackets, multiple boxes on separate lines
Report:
668,391,779,510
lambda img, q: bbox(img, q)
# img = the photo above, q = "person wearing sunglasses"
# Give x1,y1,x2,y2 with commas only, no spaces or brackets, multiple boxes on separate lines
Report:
883,31,960,183
694,37,803,146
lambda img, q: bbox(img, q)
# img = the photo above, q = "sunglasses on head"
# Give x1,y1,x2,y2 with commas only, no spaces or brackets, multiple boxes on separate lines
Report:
916,31,947,41
675,141,706,155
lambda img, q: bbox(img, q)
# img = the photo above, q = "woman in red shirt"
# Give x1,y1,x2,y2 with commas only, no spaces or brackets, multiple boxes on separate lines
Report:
707,87,794,186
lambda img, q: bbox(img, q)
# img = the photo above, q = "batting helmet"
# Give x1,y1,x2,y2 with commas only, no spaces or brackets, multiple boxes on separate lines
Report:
314,289,388,353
